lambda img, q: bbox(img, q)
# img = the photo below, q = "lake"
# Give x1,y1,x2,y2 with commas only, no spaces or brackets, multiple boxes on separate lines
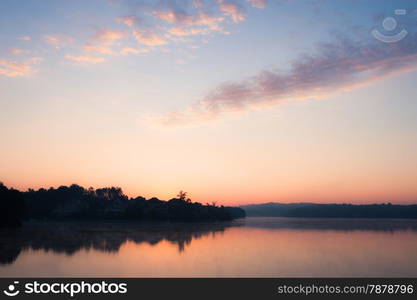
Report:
1,217,417,277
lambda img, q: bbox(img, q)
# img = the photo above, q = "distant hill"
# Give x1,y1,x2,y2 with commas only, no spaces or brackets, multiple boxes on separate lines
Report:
240,202,417,219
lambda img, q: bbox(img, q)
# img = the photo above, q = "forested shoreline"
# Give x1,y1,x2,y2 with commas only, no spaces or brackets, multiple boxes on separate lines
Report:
0,183,245,227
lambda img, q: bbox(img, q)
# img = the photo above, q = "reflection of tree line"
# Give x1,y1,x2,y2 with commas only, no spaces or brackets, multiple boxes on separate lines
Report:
2,218,417,266
239,217,417,232
0,222,240,265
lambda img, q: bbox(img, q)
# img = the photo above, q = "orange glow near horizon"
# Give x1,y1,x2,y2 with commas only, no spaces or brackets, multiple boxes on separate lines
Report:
2,111,417,206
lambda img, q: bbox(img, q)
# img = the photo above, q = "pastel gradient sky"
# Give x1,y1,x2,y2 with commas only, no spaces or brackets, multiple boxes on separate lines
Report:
1,0,417,205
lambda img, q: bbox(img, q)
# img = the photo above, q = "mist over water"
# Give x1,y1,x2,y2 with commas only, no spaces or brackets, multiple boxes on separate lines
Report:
1,217,417,277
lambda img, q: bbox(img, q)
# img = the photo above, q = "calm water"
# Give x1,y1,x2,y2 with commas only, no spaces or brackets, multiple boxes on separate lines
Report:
1,217,417,277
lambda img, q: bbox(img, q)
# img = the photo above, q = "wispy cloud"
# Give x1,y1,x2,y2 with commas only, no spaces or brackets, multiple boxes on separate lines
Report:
120,47,149,55
123,0,260,47
168,26,208,37
159,34,417,126
65,55,105,64
116,16,138,27
152,9,194,26
134,30,167,46
84,44,114,55
152,8,224,32
218,0,246,23
2,0,266,76
82,29,128,56
8,48,27,55
17,36,31,41
92,29,127,45
0,57,41,77
0,59,31,77
44,34,74,48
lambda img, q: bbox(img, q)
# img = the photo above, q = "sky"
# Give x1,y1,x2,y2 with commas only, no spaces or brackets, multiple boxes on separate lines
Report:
1,0,417,205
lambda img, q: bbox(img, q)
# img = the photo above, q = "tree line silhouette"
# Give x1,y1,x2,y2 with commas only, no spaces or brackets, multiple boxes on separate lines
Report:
0,183,245,227
0,183,24,227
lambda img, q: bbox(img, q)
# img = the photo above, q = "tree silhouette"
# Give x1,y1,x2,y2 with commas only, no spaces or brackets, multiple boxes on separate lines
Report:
177,190,191,203
0,182,25,227
19,184,245,221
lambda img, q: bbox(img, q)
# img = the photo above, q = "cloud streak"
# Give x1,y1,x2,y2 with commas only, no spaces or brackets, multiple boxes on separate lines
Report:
44,34,74,48
218,0,246,23
116,16,138,27
0,0,272,80
159,34,417,126
65,55,105,64
152,7,224,30
83,29,130,56
120,0,263,49
2,0,266,73
0,57,41,77
92,30,127,45
120,47,149,55
8,48,27,55
17,36,31,41
134,30,167,46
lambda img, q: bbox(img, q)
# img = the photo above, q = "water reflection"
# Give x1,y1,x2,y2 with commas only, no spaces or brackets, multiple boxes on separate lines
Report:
1,217,417,277
236,217,417,231
0,221,238,265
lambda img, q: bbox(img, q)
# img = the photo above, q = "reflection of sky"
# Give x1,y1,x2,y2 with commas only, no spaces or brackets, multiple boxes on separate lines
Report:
0,0,416,204
1,219,417,277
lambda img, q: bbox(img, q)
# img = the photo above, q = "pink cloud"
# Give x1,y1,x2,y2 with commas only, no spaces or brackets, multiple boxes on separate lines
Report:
120,47,150,55
0,59,31,77
152,8,224,31
84,44,114,55
116,16,138,27
8,48,27,55
0,57,41,77
218,0,246,23
92,30,127,45
65,55,105,64
82,29,128,56
194,13,225,31
168,27,208,37
134,30,167,46
153,9,194,26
